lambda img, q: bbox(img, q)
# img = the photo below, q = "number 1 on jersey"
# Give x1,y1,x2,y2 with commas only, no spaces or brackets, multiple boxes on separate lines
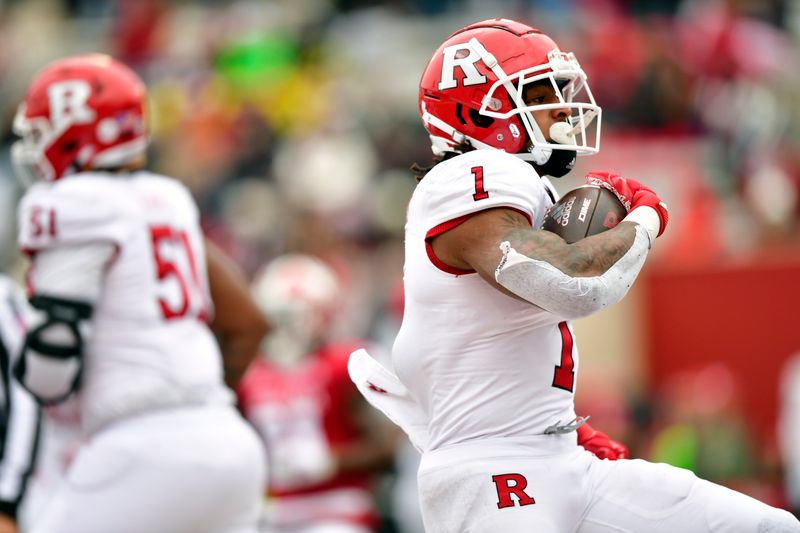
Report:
552,321,575,392
472,166,489,201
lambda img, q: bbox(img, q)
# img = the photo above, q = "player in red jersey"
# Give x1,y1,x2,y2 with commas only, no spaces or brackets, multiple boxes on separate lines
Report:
238,255,397,533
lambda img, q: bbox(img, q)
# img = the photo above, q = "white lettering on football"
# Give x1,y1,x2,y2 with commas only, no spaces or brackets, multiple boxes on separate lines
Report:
557,196,576,227
577,198,592,222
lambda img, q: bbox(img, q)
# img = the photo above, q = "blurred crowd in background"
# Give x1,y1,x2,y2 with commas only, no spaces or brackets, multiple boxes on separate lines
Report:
0,0,799,530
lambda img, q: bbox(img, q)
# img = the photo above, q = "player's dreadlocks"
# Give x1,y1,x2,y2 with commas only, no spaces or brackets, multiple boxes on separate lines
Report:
411,140,475,182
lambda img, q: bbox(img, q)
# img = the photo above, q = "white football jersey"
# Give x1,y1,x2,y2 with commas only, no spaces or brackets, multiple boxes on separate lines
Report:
17,171,231,434
392,149,580,451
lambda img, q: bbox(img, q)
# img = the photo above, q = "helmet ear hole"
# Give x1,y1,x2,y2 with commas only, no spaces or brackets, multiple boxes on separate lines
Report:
61,139,79,153
455,104,468,126
454,104,495,129
468,108,494,128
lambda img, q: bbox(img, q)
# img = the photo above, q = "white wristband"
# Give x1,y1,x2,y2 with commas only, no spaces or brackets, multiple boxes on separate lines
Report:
623,206,660,246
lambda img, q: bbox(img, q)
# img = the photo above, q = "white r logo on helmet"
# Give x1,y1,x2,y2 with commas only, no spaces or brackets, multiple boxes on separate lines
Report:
438,44,487,90
48,81,96,130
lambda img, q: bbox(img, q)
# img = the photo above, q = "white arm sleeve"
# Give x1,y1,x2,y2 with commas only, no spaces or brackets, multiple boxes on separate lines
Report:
495,224,650,320
30,243,116,303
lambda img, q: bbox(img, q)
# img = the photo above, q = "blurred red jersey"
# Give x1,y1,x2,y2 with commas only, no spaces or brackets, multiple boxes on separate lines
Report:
237,340,378,529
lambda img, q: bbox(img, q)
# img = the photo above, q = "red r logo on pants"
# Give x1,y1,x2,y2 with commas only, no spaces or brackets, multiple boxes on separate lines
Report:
492,473,536,509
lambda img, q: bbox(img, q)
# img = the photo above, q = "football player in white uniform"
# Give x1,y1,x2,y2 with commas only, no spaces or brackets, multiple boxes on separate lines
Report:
349,18,800,533
10,54,268,533
0,276,40,533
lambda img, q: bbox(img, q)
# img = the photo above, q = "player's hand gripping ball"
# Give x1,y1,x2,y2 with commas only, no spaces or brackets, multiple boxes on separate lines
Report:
585,171,669,237
577,423,629,460
541,184,628,243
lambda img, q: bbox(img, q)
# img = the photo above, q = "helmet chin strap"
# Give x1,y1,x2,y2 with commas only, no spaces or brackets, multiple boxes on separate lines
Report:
526,122,577,177
530,148,576,178
466,38,583,178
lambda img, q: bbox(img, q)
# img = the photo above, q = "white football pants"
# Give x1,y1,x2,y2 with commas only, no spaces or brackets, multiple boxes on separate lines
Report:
30,405,265,533
263,523,371,533
417,434,800,533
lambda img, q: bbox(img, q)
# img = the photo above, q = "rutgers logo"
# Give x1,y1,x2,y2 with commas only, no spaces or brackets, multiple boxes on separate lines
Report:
492,473,536,509
48,80,95,129
438,43,487,90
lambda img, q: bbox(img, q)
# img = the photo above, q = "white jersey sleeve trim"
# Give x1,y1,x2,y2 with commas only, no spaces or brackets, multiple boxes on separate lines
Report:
415,151,545,276
424,207,533,276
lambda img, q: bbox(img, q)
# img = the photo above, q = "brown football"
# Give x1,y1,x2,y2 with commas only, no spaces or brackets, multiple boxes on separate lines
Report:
541,184,627,244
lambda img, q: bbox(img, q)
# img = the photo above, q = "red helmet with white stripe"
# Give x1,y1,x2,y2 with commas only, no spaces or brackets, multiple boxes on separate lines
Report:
252,254,340,366
419,19,601,173
12,54,148,185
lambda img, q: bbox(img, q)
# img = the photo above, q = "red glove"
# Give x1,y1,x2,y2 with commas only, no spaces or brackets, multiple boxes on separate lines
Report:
585,171,669,237
577,422,629,460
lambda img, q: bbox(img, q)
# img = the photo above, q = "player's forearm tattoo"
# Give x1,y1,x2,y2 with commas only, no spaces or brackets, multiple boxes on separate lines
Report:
497,211,637,277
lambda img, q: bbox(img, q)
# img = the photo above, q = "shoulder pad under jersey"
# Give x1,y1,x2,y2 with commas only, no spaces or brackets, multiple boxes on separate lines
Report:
415,150,548,231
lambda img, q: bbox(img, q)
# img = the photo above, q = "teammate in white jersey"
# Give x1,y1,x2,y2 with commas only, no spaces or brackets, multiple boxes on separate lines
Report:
0,276,40,533
349,18,800,533
10,54,268,533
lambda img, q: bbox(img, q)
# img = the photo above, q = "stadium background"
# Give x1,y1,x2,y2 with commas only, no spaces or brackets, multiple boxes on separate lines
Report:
0,0,798,528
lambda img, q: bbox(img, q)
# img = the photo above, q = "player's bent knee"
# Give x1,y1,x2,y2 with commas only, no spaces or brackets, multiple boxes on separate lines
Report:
756,507,800,533
695,478,800,532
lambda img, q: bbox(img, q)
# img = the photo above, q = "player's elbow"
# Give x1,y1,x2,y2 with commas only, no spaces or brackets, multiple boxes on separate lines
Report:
235,312,271,350
543,278,624,319
16,322,84,405
495,236,648,320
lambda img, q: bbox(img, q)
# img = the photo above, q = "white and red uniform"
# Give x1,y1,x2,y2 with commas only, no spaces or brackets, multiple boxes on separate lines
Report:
393,149,571,451
17,171,264,533
0,277,39,522
238,341,379,533
388,149,799,533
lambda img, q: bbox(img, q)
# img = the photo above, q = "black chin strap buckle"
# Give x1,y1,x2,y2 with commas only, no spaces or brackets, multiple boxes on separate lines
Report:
532,148,577,178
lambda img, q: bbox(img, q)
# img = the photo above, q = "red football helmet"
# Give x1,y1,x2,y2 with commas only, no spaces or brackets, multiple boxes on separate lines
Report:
251,254,340,366
11,54,148,184
419,19,601,168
